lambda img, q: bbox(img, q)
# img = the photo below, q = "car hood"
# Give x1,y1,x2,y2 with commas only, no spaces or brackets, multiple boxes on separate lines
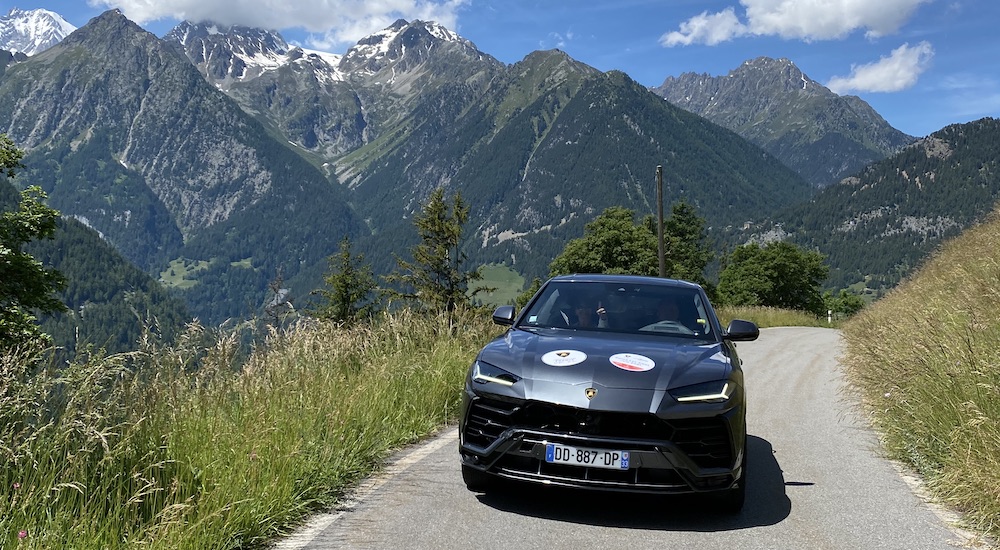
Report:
479,328,732,392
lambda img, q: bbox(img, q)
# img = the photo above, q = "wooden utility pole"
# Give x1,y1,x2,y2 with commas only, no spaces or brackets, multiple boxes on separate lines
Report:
657,165,665,278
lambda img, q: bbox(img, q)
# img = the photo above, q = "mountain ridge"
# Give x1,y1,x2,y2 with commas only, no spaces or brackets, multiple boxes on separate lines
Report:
653,56,916,186
0,9,365,324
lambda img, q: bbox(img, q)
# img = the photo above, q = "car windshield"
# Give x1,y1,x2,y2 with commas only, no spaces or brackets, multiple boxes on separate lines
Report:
517,281,715,339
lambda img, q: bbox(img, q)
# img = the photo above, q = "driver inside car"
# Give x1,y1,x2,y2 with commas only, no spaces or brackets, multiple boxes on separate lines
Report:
561,295,608,328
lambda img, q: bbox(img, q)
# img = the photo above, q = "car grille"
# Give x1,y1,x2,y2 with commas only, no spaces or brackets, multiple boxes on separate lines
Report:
465,397,733,469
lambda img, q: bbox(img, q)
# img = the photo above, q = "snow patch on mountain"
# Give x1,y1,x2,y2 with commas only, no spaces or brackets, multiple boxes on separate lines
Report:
0,7,76,55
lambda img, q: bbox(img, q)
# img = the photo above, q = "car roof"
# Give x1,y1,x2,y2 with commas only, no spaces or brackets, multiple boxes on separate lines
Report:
548,274,703,290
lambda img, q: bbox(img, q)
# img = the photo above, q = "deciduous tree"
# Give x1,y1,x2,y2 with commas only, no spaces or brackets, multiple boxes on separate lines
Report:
1,135,67,350
549,203,714,284
717,241,829,315
549,206,659,276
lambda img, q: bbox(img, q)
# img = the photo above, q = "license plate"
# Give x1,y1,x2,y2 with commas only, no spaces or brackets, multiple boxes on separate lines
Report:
544,443,630,470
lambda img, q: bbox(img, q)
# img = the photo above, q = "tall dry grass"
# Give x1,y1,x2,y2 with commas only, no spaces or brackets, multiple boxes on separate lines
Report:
841,211,1000,544
716,305,831,329
0,308,497,548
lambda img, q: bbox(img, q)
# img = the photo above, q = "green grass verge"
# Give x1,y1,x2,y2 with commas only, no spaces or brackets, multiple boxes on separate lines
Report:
0,309,499,549
716,305,832,329
840,210,1000,546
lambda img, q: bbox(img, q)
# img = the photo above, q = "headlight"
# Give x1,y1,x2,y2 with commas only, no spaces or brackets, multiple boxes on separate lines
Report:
669,380,735,403
472,360,520,387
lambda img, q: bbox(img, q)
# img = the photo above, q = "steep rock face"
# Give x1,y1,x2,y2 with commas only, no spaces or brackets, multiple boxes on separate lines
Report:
164,21,341,90
0,48,27,78
653,57,916,186
166,18,504,166
2,10,275,236
0,10,363,322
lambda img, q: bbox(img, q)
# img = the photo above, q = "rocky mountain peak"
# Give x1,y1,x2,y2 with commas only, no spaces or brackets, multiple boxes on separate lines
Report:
653,56,915,186
164,21,302,88
729,56,827,95
338,19,474,76
0,7,76,55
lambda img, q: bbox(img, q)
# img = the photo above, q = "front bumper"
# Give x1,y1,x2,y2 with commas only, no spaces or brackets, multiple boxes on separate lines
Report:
459,393,745,494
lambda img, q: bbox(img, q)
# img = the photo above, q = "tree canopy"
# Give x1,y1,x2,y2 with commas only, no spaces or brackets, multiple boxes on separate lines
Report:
717,241,829,315
312,236,379,325
550,206,658,277
549,202,714,285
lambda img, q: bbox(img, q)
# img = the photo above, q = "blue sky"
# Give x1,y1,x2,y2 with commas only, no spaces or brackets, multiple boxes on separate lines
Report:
7,0,1000,137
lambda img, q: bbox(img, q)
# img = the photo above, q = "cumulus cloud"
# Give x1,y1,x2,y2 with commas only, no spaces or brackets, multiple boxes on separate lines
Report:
88,0,467,47
826,41,934,93
661,0,931,46
661,8,748,47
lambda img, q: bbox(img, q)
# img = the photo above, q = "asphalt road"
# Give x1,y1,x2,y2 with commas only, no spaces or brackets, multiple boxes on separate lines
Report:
274,327,974,550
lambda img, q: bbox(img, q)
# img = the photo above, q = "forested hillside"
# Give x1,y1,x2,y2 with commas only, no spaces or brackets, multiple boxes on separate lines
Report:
0,11,365,326
0,178,188,356
743,117,1000,292
345,54,813,281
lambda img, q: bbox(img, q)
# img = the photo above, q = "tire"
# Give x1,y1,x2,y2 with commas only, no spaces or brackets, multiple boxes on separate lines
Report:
461,464,495,492
717,437,748,513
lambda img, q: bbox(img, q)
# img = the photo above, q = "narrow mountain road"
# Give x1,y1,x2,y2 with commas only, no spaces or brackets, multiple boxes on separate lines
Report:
274,327,973,550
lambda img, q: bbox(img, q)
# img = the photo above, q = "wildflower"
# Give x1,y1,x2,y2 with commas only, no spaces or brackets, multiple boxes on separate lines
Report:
18,530,27,539
12,482,20,490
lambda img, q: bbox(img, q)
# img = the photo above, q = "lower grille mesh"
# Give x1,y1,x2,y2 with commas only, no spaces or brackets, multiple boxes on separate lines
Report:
465,397,733,469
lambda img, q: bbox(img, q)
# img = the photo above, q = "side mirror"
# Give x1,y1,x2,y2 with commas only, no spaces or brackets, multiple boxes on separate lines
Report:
723,319,759,341
492,305,516,326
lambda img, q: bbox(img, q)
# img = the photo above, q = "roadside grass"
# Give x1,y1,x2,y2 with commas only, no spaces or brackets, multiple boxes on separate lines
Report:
716,306,832,329
0,308,498,549
840,210,1000,546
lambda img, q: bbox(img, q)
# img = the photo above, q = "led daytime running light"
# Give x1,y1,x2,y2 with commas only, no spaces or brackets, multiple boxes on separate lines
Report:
675,382,732,402
473,373,515,387
472,361,519,387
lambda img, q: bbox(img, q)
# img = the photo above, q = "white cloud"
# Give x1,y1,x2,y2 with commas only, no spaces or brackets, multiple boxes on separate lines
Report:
88,0,468,47
543,30,574,50
826,41,934,94
660,8,747,47
662,0,931,46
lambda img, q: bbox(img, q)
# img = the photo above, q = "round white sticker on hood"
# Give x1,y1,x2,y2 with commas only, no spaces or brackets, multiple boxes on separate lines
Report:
609,353,655,372
541,349,588,367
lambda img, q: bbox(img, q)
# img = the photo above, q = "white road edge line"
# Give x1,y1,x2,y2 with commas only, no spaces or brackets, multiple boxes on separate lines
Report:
271,427,459,550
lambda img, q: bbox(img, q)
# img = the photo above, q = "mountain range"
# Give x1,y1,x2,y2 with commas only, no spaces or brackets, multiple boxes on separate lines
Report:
1,7,997,348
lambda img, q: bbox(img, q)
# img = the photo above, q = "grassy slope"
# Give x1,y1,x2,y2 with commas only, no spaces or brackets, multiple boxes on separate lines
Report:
0,310,499,549
472,263,526,307
841,207,1000,545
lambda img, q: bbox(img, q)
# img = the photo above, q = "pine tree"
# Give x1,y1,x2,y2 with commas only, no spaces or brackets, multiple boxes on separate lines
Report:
312,236,378,325
386,188,483,317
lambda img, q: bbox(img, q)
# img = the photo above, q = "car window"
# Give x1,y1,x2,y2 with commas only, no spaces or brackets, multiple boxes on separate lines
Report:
519,281,715,339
